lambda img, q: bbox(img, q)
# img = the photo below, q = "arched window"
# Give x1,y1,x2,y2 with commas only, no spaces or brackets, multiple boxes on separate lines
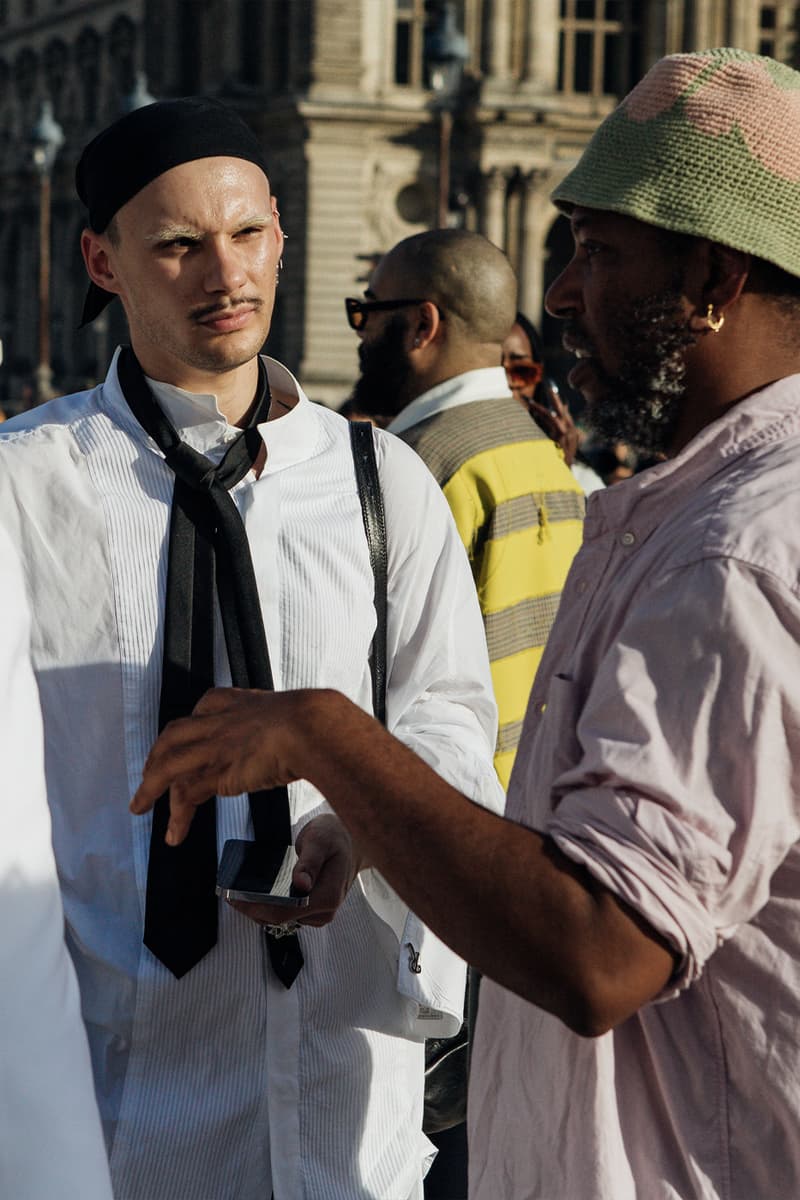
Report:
13,47,38,103
43,39,69,108
75,27,101,125
108,15,137,98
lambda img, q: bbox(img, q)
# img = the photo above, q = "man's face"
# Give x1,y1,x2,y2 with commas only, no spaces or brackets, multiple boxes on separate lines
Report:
86,156,282,384
348,314,415,420
545,208,697,455
347,253,420,420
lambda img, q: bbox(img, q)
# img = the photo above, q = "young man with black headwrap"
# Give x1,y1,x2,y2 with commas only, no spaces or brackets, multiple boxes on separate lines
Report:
137,52,800,1199
0,99,504,1199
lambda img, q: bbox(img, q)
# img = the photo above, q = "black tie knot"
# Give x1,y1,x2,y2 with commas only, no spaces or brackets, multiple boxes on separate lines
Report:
164,442,219,492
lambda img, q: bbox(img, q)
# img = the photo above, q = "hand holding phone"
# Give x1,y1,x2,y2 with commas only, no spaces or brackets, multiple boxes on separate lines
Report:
216,839,311,908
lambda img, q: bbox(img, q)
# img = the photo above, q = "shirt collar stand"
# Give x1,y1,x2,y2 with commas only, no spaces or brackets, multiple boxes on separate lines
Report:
388,366,511,435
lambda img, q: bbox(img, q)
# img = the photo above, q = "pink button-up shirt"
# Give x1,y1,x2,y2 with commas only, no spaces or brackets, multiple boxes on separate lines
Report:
470,376,800,1200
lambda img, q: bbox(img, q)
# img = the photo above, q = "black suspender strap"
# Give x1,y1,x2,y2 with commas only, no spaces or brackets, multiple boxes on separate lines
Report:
348,421,387,726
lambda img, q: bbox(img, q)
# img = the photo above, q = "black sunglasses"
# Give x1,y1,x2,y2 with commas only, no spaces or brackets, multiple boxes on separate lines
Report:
344,296,426,331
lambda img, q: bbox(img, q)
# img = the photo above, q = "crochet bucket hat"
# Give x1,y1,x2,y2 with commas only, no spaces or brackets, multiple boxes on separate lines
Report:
551,48,800,278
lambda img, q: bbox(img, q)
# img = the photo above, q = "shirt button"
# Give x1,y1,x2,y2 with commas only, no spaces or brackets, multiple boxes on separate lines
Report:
620,531,636,546
537,700,547,715
576,579,588,595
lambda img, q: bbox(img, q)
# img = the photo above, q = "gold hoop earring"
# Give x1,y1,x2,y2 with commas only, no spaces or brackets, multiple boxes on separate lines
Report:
706,304,724,333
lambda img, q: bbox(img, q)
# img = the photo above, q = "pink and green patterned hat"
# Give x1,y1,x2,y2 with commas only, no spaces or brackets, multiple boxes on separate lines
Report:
551,48,800,277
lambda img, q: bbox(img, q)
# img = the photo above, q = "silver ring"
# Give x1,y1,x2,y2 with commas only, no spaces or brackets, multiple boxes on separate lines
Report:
265,921,300,938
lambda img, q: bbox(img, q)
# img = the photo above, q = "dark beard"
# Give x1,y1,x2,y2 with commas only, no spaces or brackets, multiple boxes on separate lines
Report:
576,288,698,456
347,315,414,421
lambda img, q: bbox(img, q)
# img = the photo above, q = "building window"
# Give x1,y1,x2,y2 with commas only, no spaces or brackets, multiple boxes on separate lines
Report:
108,15,137,98
257,0,291,93
43,38,69,108
76,26,101,125
757,3,800,64
393,0,471,89
394,0,427,86
558,0,640,97
177,0,204,92
241,0,264,86
13,47,38,102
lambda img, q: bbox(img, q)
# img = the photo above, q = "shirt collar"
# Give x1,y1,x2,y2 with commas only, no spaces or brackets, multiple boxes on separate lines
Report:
103,346,327,473
387,366,512,435
584,374,800,536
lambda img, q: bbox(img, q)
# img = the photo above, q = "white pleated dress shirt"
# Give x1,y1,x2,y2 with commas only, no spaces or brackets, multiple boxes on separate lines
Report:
0,350,503,1200
0,523,113,1200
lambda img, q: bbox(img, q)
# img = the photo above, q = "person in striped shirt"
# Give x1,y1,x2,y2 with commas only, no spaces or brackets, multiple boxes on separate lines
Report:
345,229,584,790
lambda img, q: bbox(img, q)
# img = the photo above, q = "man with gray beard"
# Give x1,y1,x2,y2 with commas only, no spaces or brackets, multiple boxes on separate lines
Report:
135,49,800,1198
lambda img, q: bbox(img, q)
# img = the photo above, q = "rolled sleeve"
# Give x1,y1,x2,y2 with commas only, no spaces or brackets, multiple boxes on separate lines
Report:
545,556,800,999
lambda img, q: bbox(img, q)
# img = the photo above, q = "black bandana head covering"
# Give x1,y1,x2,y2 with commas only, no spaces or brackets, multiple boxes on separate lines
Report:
76,96,270,326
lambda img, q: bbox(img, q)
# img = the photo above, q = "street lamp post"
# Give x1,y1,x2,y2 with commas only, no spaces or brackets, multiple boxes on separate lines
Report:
424,3,469,229
30,100,64,406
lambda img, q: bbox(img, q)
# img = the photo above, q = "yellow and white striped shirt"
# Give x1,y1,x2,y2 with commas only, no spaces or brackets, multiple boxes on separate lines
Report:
394,368,584,789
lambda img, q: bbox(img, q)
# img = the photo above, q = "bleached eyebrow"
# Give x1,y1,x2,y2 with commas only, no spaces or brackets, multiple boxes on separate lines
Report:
145,214,274,244
145,225,202,244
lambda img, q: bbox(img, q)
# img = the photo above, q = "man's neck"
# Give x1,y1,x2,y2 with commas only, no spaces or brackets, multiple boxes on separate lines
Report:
133,353,262,428
670,315,800,454
407,357,503,406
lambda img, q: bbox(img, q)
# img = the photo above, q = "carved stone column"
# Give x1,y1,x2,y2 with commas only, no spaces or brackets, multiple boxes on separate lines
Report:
525,0,559,90
483,167,508,249
685,0,724,51
518,169,547,320
488,0,513,82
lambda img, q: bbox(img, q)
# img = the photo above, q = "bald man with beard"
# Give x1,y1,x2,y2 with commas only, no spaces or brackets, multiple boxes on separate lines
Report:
347,229,584,792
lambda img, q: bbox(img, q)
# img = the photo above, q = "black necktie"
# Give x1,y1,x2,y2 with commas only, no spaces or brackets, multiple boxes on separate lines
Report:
118,347,303,986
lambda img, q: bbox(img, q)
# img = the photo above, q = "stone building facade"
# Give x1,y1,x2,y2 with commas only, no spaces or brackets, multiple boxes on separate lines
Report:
0,0,798,409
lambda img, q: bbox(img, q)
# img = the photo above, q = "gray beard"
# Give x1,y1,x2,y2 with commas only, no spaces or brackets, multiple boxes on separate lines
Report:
581,289,698,457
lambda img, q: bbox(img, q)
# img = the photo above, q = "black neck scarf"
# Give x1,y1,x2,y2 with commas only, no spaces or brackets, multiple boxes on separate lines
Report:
117,347,303,986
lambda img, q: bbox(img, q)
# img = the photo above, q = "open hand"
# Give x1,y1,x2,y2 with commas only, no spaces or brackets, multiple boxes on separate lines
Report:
131,687,306,845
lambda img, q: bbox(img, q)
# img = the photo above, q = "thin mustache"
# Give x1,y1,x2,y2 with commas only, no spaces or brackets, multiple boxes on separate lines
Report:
191,297,263,321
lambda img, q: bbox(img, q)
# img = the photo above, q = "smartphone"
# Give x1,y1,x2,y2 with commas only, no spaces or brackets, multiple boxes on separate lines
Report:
540,377,562,414
216,839,311,907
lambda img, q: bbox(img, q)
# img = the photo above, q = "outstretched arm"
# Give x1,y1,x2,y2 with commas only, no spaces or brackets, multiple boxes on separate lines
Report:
132,686,676,1036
